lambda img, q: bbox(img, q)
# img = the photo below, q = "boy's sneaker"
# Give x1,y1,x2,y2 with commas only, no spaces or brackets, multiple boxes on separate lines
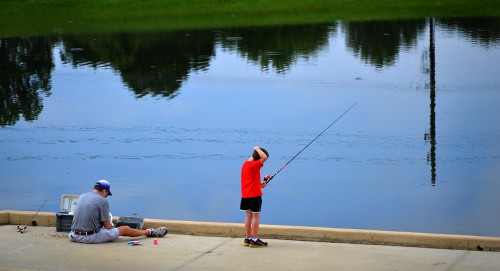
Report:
249,238,268,247
148,227,168,237
244,238,251,246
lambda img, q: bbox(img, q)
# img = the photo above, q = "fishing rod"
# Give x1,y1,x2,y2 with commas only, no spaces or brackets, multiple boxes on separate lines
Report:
264,102,357,184
17,196,50,234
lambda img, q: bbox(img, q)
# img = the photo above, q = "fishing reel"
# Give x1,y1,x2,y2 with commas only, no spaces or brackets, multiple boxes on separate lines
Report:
17,226,27,234
263,174,271,182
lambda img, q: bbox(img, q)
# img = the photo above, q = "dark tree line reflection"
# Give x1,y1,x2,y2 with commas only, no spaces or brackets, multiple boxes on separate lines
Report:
342,20,427,69
437,17,500,46
60,31,215,99
218,24,332,73
1,17,499,127
0,36,54,126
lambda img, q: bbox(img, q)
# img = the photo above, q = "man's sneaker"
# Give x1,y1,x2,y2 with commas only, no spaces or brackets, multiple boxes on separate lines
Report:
249,238,268,247
244,238,251,246
148,227,168,237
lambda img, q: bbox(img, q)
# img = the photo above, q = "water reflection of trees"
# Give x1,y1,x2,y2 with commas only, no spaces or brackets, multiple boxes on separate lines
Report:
217,24,333,73
1,18,500,127
437,17,500,46
0,36,54,126
60,30,216,99
342,20,427,68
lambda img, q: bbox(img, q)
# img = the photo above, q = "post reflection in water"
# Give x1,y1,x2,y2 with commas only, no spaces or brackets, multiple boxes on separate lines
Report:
1,17,500,236
424,17,437,186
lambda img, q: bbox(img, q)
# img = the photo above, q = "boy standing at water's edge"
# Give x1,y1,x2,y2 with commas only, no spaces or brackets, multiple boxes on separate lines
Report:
240,146,269,247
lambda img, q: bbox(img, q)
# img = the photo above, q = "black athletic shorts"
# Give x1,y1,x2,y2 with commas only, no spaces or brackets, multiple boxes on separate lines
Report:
240,196,262,213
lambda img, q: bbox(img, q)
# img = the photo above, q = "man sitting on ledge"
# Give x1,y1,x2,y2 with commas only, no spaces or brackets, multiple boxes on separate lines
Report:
69,180,167,244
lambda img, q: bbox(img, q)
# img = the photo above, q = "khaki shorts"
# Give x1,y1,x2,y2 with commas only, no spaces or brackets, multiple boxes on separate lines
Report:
69,227,119,244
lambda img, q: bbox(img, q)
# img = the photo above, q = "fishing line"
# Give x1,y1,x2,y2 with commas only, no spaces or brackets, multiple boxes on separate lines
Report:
264,102,357,184
17,196,50,234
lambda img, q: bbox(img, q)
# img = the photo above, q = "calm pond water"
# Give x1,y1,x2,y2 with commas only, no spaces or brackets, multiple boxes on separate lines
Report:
1,18,500,237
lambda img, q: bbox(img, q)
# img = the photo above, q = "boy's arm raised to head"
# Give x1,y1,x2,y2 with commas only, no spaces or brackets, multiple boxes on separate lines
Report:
254,146,268,163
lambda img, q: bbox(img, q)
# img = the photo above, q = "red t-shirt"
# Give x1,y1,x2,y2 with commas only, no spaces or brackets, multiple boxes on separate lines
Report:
241,160,263,198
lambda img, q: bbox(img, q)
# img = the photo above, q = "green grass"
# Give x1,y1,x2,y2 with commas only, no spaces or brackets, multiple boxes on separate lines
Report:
1,0,499,37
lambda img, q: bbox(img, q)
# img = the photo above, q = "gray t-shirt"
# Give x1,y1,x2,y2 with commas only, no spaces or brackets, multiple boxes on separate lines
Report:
71,192,111,231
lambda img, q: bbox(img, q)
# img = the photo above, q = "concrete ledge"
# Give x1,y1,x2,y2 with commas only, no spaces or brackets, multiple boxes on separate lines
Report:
2,210,499,251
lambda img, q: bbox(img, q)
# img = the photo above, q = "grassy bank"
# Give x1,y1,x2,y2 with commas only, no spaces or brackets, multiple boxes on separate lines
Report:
1,0,499,37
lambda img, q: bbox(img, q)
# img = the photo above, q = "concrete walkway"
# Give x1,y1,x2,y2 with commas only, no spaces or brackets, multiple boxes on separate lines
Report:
1,210,500,270
1,225,500,271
